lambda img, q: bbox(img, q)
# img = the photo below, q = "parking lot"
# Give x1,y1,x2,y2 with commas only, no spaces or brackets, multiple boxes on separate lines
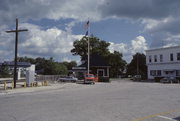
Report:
0,79,180,121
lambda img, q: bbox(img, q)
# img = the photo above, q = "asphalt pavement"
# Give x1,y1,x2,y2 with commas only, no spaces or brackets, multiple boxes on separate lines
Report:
0,79,180,121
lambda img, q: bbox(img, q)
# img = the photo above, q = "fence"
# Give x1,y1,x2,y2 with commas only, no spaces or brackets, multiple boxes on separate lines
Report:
0,75,65,90
35,75,65,83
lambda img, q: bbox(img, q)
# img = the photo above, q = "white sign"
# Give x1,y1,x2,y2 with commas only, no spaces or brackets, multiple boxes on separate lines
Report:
72,67,86,70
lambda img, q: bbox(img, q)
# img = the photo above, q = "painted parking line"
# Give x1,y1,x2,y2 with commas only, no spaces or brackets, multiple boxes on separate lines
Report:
157,115,177,121
131,108,180,121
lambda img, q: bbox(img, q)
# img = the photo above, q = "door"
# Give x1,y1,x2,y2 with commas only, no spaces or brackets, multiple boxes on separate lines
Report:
97,69,104,77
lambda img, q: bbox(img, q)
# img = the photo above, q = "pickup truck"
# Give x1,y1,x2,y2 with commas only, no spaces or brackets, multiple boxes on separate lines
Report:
84,74,95,84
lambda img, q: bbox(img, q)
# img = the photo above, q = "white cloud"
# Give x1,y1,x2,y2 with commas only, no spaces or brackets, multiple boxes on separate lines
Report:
0,0,103,25
1,0,180,63
109,42,128,53
131,36,148,54
109,36,148,62
0,23,83,62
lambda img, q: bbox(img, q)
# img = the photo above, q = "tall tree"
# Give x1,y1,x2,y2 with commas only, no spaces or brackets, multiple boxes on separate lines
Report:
71,36,110,60
0,64,11,78
18,57,68,75
18,56,36,64
108,51,127,77
71,36,127,77
62,61,77,70
126,53,147,79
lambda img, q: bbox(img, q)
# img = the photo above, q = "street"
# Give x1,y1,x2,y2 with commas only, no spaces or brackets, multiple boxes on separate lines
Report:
0,79,180,121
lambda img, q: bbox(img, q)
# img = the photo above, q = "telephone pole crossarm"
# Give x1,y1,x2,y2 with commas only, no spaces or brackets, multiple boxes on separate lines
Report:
5,18,28,88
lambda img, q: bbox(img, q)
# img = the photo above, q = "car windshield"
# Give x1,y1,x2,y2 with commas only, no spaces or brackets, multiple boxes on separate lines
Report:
86,75,94,78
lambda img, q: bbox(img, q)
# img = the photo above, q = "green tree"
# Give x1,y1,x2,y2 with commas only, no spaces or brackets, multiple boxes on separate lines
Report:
18,57,68,75
18,56,36,64
71,36,127,77
126,53,147,79
36,57,68,75
0,64,11,78
108,51,127,77
54,63,68,75
62,61,77,70
71,36,110,60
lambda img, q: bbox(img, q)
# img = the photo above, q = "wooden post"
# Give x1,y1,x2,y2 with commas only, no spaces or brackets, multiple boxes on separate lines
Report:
41,81,44,86
4,81,6,90
24,81,26,88
12,81,14,89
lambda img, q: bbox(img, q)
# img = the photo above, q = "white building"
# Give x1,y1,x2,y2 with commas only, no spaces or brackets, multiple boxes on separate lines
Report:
146,46,180,79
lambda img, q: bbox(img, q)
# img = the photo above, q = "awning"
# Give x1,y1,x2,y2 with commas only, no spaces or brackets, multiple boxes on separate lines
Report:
163,69,176,72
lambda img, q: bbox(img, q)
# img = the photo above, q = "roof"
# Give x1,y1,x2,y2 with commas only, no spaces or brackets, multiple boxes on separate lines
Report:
146,45,180,52
79,55,110,67
0,61,31,67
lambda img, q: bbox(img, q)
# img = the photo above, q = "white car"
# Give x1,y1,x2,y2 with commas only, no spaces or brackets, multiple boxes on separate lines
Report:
58,76,78,83
133,75,141,81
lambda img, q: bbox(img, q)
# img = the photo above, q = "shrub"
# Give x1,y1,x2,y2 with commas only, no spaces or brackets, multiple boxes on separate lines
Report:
177,77,180,81
98,77,110,82
154,77,163,82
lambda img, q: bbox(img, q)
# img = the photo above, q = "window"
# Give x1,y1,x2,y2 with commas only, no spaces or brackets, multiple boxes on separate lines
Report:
170,53,173,61
176,70,180,76
177,53,180,61
150,70,156,76
150,70,161,76
149,56,152,63
157,70,161,76
154,55,157,62
160,54,163,62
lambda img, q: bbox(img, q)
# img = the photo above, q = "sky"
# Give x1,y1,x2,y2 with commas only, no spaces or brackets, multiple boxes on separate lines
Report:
0,0,180,63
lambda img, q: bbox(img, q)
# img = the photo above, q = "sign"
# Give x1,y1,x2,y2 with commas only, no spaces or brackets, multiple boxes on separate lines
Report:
72,67,86,70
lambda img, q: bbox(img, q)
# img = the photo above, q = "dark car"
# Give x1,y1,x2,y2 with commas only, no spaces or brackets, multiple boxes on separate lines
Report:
133,75,141,81
160,77,178,83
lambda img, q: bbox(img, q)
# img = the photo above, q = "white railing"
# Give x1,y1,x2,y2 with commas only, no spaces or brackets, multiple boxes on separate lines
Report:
35,75,65,83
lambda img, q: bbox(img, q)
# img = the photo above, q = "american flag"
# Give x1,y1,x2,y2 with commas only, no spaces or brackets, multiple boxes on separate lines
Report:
84,20,90,30
85,21,90,36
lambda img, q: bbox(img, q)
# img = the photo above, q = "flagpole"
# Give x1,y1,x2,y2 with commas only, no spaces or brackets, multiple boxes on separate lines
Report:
87,22,90,74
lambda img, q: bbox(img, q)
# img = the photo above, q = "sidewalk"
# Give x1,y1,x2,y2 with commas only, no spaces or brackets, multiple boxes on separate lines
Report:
0,82,79,95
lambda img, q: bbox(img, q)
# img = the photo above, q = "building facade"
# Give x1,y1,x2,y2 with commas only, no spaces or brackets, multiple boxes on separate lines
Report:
146,46,180,79
72,54,110,80
0,61,31,79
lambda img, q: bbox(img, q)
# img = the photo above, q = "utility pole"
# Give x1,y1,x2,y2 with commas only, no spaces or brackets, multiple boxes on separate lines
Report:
87,36,90,74
137,53,139,75
6,18,28,88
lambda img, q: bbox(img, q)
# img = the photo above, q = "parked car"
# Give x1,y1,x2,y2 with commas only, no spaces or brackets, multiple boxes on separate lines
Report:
160,77,178,83
133,75,141,81
58,76,78,83
84,74,95,84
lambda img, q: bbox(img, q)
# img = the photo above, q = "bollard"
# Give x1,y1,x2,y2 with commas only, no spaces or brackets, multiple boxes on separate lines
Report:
36,82,38,87
12,81,14,89
45,81,47,86
45,81,48,86
33,82,36,87
24,81,26,88
44,81,46,86
31,82,33,87
4,81,6,90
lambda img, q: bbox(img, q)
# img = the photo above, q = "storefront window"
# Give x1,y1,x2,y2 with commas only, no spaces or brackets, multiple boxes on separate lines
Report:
176,70,180,76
